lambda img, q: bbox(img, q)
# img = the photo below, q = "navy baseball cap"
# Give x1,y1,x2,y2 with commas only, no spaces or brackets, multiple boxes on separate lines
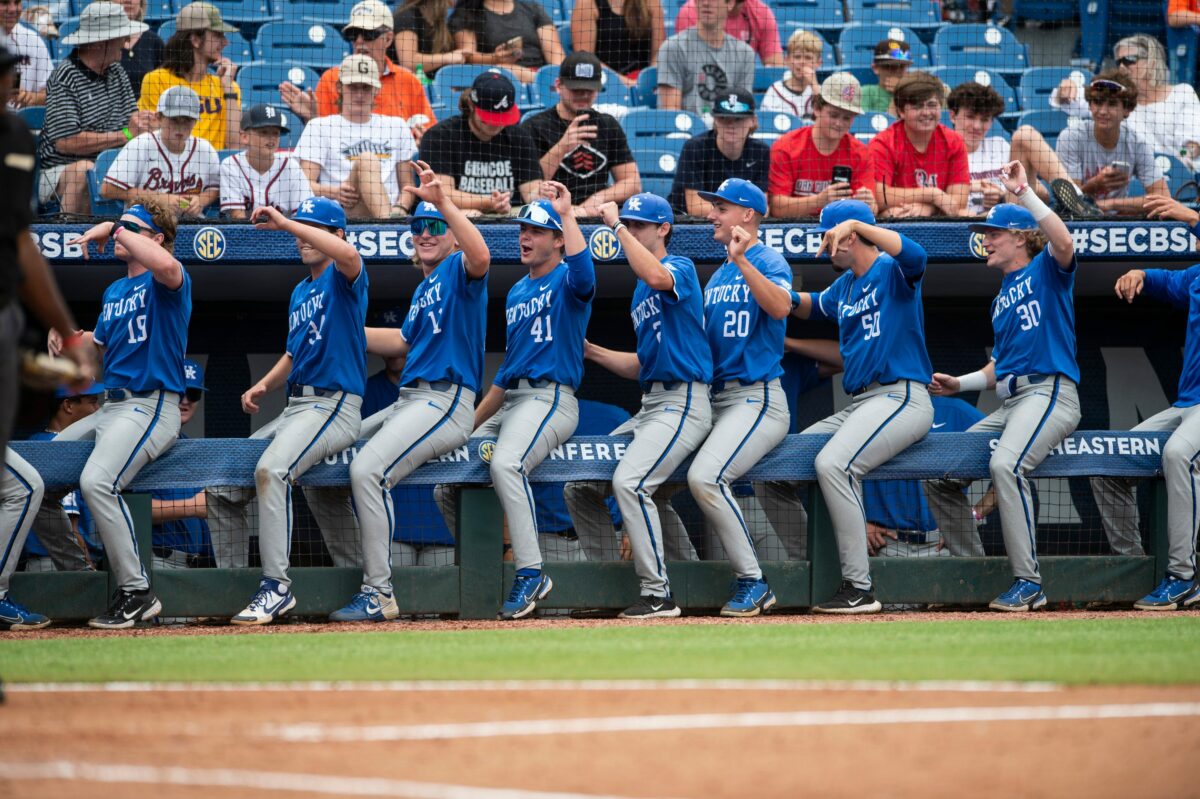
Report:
517,199,563,232
968,203,1037,233
813,198,876,234
712,88,755,117
293,197,347,230
183,359,207,392
698,178,767,215
410,200,446,223
619,193,673,225
55,380,105,399
470,71,520,126
243,103,290,132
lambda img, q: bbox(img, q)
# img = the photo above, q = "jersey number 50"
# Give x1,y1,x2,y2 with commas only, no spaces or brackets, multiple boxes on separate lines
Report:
861,311,880,341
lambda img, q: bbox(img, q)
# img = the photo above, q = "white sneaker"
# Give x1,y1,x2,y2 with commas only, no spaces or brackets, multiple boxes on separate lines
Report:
231,578,297,626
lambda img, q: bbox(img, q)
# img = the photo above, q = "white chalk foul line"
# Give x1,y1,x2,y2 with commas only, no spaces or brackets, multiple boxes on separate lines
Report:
260,702,1200,743
0,761,676,799
5,678,1060,694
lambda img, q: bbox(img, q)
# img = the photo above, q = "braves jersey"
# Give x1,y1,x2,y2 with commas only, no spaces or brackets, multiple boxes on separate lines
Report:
400,251,488,394
808,235,932,393
92,268,192,393
104,132,220,197
219,152,314,215
632,255,712,387
704,243,792,385
286,259,369,395
1142,263,1200,407
494,250,595,390
990,246,1079,383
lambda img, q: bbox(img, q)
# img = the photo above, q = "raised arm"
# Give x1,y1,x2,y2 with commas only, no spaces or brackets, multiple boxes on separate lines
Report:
598,202,673,291
403,160,491,278
542,181,595,296
728,226,791,319
251,204,361,279
999,160,1073,269
92,220,185,289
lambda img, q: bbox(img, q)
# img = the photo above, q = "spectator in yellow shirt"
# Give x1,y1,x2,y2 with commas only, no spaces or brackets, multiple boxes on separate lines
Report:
138,1,242,150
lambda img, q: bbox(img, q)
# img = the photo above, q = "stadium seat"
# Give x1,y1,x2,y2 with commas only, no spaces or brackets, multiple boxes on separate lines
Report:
1156,153,1199,202
1015,109,1068,148
183,0,277,27
632,143,683,197
557,20,571,54
255,21,348,69
287,0,359,24
1019,67,1088,114
773,0,847,37
931,24,1028,80
850,111,894,143
18,105,45,133
754,110,806,142
1012,0,1076,23
159,19,256,61
753,66,787,98
928,66,1019,115
1166,23,1199,86
534,64,629,108
633,66,656,108
143,0,176,24
237,61,322,109
621,108,706,141
845,0,943,42
87,148,125,217
838,23,931,67
429,65,520,113
55,16,78,57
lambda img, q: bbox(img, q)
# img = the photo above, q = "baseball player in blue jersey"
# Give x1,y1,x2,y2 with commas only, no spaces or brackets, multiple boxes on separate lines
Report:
53,198,191,629
471,181,594,620
790,198,934,614
1092,195,1200,610
578,193,713,618
331,161,490,622
151,359,214,569
690,178,794,617
231,197,368,625
923,160,1080,612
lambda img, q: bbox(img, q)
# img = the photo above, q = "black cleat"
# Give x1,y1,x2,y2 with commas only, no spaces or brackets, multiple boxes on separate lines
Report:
89,589,163,630
619,595,682,619
1050,178,1102,219
812,580,883,615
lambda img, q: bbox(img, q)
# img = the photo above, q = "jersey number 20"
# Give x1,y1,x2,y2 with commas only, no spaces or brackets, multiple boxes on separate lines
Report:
722,310,750,338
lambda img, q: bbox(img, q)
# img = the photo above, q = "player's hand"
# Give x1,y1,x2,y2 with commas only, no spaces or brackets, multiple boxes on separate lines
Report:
854,187,877,213
1114,269,1145,303
1144,194,1200,226
927,372,961,396
866,523,897,556
400,159,447,207
279,82,316,121
817,219,856,257
998,160,1028,196
558,113,598,150
250,205,288,230
488,190,512,214
241,383,268,414
821,181,852,203
68,222,115,259
540,180,573,215
598,201,620,228
337,181,360,208
728,225,753,259
619,534,632,561
47,328,64,356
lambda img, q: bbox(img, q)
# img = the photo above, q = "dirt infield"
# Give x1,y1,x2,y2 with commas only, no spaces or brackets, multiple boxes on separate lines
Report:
2,676,1198,798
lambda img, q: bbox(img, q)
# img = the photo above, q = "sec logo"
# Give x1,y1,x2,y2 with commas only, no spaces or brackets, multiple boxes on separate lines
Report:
969,232,988,260
588,227,622,262
193,226,226,262
477,440,495,463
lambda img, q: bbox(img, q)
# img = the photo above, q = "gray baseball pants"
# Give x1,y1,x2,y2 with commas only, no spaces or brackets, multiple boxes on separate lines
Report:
54,391,181,592
687,380,790,582
0,304,19,456
1091,404,1200,579
804,380,933,590
924,377,1079,584
0,448,44,598
351,381,475,594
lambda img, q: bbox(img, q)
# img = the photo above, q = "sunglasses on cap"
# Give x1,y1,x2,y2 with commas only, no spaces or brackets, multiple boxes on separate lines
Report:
410,218,447,236
517,203,560,229
715,97,752,114
1089,78,1126,91
342,27,386,42
881,46,910,60
184,388,204,403
1116,55,1141,66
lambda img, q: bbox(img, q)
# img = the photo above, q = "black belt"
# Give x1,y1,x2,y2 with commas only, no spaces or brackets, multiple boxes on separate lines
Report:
642,380,683,392
895,530,936,545
511,377,552,389
289,385,343,398
404,379,455,391
104,388,173,402
711,378,757,394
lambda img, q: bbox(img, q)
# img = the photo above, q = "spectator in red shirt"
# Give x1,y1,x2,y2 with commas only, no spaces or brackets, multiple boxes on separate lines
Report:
768,72,876,218
868,71,969,218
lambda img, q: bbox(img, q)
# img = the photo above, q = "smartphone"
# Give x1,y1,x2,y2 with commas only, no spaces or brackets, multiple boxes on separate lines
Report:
503,36,522,50
832,165,852,184
1112,161,1132,176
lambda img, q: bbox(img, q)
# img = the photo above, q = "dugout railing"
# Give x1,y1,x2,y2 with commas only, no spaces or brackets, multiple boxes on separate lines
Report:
8,431,1170,619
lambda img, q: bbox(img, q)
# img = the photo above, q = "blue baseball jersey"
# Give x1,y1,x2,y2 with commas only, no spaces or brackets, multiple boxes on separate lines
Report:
1143,264,1200,408
990,247,1079,383
494,250,595,390
400,252,488,394
91,269,192,393
286,260,369,395
808,235,932,393
703,243,792,384
631,255,712,387
862,397,985,532
21,431,101,559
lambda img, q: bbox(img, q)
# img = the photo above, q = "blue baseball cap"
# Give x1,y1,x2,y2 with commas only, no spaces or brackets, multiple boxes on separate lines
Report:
812,199,876,234
968,203,1037,233
55,380,104,399
410,200,446,223
183,358,206,392
619,193,673,225
516,199,563,232
124,204,162,234
697,178,767,215
292,197,347,231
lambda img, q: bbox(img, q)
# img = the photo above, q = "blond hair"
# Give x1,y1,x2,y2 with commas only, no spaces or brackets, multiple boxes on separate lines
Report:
787,29,823,56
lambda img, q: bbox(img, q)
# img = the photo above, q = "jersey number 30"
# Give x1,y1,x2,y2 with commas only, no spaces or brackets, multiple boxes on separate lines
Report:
1016,300,1041,331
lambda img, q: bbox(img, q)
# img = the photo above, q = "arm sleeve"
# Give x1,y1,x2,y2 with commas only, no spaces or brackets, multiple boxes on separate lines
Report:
1142,265,1200,308
103,137,143,189
528,0,552,27
807,290,831,321
868,134,894,185
448,6,474,34
40,73,84,145
564,247,596,299
219,156,242,210
661,256,693,303
753,5,783,60
851,139,875,191
893,233,927,283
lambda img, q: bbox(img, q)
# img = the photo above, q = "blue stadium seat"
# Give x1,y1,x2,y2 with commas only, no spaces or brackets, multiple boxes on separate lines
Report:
845,0,943,42
1012,0,1076,22
753,66,786,98
557,19,571,54
55,16,78,57
429,65,520,113
18,105,45,132
143,0,177,24
838,23,931,67
754,110,806,142
931,24,1028,80
237,61,322,108
632,141,684,197
532,0,566,24
621,108,706,141
1019,67,1089,114
929,66,1019,115
286,0,358,24
1166,23,1199,86
534,64,629,108
850,111,894,143
633,66,657,107
773,0,847,37
1156,153,1198,201
1015,109,1068,148
255,22,347,68
184,0,277,26
159,19,256,61
88,148,126,216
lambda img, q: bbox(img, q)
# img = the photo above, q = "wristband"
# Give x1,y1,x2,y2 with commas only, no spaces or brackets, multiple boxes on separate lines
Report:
611,222,627,235
1018,186,1053,222
956,370,988,392
223,92,237,99
61,330,85,350
1013,182,1030,197
121,127,132,140
109,221,121,239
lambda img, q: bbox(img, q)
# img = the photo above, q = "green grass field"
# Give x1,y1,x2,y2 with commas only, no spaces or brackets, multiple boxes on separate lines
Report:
3,617,1200,685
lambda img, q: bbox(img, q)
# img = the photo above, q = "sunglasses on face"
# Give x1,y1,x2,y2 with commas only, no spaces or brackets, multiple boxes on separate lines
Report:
1116,55,1141,66
410,218,447,236
116,219,153,235
342,27,386,42
184,389,204,403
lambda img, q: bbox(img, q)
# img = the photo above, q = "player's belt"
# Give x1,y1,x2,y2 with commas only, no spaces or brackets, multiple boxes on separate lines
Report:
710,378,759,393
643,380,683,392
289,384,344,398
513,378,553,389
104,388,173,402
1001,374,1052,395
404,379,456,391
895,530,936,545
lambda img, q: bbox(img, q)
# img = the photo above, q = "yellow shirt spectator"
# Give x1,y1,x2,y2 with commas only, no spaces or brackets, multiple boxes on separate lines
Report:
139,70,240,151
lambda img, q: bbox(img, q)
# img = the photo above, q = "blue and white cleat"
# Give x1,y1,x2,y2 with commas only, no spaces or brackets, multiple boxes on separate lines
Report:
720,578,777,617
1133,574,1199,611
231,578,297,626
0,595,51,631
330,586,400,622
499,569,553,620
989,578,1048,612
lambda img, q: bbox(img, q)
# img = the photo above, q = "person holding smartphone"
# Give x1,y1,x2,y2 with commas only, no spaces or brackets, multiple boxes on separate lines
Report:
450,0,565,83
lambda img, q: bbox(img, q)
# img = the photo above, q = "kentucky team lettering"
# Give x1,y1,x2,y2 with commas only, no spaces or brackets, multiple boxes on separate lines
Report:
101,289,147,322
290,290,325,334
506,287,554,325
631,294,661,332
990,274,1035,321
704,282,753,305
839,286,880,320
407,280,444,320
